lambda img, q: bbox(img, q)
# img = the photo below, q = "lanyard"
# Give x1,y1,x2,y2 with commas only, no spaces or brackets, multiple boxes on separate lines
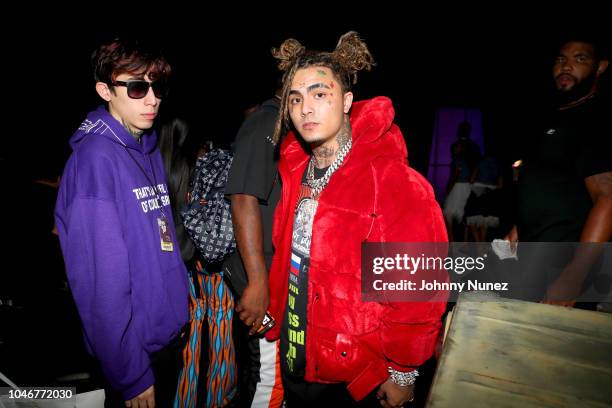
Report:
124,146,168,219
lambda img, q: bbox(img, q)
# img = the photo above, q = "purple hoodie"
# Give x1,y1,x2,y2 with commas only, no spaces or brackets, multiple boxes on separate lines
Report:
55,106,189,399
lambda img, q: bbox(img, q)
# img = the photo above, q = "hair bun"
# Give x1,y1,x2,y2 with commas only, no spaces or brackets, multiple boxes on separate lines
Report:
271,38,306,72
334,31,375,84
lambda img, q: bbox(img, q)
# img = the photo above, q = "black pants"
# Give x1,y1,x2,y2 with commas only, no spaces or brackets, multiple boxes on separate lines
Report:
103,327,187,408
231,319,261,407
282,373,381,408
282,357,437,408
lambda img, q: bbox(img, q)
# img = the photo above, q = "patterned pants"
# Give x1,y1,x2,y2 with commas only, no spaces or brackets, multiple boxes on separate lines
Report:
175,264,237,407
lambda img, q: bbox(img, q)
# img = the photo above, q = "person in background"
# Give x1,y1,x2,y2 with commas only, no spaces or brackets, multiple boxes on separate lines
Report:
507,37,611,307
443,122,480,241
225,91,284,407
159,118,238,407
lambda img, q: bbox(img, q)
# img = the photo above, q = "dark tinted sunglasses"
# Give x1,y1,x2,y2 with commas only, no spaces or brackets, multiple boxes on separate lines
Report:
112,80,168,99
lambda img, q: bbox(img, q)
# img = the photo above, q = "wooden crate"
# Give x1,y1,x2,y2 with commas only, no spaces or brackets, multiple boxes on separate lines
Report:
427,292,612,407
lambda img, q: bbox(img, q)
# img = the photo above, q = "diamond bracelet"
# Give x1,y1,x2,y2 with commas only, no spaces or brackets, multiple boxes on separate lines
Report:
387,367,419,386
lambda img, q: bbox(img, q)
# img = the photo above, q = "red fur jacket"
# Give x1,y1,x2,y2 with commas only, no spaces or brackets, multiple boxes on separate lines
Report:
266,96,448,400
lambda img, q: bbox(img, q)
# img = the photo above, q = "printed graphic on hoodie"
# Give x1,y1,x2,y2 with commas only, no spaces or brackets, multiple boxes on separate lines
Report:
132,183,171,213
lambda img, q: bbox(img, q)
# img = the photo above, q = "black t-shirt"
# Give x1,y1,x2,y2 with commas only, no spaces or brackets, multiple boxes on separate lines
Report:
517,98,612,241
280,165,327,378
225,98,281,268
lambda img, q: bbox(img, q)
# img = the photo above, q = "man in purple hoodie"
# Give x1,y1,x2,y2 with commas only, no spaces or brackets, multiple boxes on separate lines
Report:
55,37,190,407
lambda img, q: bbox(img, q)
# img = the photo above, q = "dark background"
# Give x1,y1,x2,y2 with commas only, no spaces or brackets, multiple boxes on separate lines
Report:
0,7,610,389
3,10,610,179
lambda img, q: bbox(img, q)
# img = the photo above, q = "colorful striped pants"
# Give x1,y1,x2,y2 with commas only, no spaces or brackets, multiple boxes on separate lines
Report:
175,265,237,407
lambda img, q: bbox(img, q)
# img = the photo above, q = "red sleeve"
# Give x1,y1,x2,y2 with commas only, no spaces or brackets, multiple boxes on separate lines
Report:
373,160,448,370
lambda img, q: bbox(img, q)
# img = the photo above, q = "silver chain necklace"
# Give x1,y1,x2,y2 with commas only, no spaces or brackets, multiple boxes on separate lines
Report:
306,138,352,198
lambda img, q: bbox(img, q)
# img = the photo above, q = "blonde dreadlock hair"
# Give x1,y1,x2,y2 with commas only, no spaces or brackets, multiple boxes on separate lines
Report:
271,31,375,144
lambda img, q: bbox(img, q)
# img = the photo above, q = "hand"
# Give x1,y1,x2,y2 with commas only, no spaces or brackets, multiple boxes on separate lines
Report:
125,385,154,408
541,273,580,307
504,225,519,253
376,379,415,408
236,282,269,335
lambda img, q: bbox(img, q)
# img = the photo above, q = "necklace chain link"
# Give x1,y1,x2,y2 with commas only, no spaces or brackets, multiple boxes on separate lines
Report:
306,138,352,198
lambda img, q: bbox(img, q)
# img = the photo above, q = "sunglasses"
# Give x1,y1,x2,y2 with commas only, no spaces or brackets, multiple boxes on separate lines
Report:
112,80,168,99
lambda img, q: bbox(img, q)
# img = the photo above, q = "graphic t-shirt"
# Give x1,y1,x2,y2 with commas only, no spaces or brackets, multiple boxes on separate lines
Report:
280,164,327,377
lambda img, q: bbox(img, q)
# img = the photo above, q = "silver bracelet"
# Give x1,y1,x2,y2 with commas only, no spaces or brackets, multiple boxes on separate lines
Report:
387,367,419,386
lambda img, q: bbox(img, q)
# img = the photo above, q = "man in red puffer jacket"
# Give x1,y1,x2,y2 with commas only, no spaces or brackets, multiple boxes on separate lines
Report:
265,31,448,408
